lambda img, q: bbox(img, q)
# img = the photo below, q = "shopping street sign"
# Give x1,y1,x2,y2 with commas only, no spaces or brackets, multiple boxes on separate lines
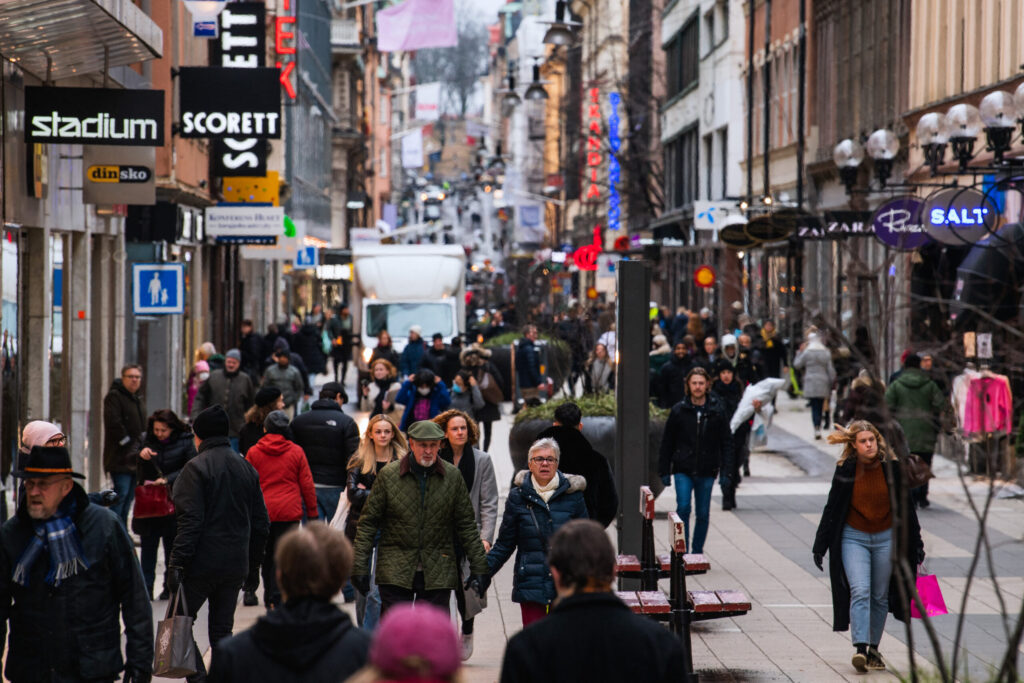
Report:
132,264,185,315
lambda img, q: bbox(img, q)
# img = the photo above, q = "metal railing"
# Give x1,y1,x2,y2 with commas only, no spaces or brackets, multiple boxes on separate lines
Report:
331,19,360,49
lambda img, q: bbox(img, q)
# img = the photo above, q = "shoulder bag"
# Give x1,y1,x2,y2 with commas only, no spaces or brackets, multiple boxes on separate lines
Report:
134,460,176,519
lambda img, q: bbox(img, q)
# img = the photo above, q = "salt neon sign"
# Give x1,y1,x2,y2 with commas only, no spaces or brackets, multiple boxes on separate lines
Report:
275,0,297,99
928,206,989,225
608,92,621,230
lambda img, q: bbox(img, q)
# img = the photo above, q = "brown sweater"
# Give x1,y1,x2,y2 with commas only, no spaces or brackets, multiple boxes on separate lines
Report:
846,461,892,533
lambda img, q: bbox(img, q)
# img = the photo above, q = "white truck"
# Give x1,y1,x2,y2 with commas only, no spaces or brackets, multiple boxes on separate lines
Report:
352,244,467,365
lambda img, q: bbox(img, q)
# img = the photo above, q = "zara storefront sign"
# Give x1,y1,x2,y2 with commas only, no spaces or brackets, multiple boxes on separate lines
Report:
26,87,164,146
179,67,282,139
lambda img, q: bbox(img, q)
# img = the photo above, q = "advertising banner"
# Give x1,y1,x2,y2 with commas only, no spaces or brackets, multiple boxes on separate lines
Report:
82,146,156,205
26,87,164,146
415,83,442,121
206,204,284,242
377,0,457,52
401,129,424,169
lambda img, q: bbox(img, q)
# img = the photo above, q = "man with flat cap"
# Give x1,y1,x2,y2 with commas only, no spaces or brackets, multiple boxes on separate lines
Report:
351,420,490,616
168,405,270,682
0,445,153,682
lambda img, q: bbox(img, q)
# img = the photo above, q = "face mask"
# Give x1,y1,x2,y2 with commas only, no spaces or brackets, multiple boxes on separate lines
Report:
417,386,432,396
198,372,209,382
452,384,464,394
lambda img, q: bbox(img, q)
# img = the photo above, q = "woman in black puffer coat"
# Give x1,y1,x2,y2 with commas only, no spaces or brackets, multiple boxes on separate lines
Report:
486,437,587,627
134,409,196,599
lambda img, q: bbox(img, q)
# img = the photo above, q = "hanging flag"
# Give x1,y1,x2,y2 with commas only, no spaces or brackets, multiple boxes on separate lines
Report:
415,83,442,121
401,129,424,169
377,0,457,52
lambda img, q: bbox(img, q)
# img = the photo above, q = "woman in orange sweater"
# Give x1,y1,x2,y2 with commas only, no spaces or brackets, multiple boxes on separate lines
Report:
812,420,923,673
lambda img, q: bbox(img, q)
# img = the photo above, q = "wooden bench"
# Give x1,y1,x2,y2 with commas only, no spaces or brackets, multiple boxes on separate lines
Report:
615,486,710,590
615,487,752,680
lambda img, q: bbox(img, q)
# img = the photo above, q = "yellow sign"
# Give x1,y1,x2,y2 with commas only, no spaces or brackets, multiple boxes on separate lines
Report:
222,171,280,205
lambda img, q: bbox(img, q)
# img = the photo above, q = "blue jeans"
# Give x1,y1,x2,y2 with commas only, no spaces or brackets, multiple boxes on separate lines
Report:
315,486,344,522
672,473,715,553
841,525,893,646
109,472,136,526
809,397,825,429
356,546,382,631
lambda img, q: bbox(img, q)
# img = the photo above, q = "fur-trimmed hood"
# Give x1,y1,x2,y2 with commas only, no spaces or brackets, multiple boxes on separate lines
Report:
460,343,493,367
513,469,587,493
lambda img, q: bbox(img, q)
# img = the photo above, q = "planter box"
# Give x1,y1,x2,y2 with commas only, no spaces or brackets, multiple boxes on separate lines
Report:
508,416,666,497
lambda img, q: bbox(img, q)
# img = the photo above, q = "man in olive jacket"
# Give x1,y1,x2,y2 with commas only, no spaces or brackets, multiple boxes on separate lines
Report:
885,353,947,507
351,421,489,616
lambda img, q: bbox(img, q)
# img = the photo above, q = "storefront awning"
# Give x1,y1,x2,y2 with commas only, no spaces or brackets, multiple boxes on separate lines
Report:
0,0,162,81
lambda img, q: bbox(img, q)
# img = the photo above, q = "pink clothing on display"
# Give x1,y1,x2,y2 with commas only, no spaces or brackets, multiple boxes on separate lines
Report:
962,374,1013,437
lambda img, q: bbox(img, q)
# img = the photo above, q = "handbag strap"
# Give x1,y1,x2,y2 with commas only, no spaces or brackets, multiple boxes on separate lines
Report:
165,585,190,619
527,503,549,555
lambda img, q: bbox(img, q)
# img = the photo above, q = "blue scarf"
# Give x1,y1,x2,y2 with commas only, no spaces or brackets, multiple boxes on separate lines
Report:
13,495,89,587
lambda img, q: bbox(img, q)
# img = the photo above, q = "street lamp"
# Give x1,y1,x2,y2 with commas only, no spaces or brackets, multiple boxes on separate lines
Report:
916,112,949,176
866,128,899,187
524,61,549,101
542,0,581,46
833,138,864,193
980,90,1016,163
499,66,521,108
945,103,982,171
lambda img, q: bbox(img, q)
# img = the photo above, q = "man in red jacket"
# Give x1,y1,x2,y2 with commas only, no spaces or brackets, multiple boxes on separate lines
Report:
245,410,317,609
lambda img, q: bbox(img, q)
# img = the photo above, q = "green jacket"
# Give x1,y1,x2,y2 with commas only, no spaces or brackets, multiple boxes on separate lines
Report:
353,454,488,591
885,368,945,453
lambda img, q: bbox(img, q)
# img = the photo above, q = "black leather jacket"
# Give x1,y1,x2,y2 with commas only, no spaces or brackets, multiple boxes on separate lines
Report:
658,393,734,484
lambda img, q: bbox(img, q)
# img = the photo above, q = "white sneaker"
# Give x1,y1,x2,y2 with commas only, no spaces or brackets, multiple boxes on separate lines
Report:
460,633,474,661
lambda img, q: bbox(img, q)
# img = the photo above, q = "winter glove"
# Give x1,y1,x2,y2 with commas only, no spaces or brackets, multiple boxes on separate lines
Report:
351,574,371,595
166,566,183,594
813,553,824,572
660,475,672,487
465,573,491,595
123,665,152,683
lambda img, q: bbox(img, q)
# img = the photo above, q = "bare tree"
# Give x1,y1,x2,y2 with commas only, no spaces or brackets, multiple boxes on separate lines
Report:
412,10,489,117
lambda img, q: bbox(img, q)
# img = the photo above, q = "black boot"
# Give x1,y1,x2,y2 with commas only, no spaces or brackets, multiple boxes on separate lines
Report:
243,589,259,606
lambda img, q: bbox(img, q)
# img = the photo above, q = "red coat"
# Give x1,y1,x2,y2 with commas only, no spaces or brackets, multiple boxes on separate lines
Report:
245,433,318,522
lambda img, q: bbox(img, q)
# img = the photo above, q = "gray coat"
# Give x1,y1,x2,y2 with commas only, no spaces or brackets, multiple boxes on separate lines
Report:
458,447,499,580
261,363,304,408
192,369,255,438
793,346,836,399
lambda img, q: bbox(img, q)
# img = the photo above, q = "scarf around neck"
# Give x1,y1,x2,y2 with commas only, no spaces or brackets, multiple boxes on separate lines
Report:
532,474,559,503
14,494,89,587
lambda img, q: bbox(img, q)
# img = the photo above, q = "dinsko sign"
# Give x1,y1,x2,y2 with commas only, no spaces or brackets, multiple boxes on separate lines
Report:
26,87,164,146
179,67,282,139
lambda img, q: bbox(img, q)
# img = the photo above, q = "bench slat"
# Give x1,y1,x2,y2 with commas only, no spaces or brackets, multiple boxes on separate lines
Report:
683,553,711,572
615,590,642,611
616,554,642,572
637,590,672,614
668,511,687,554
689,590,724,612
715,590,752,612
640,486,655,520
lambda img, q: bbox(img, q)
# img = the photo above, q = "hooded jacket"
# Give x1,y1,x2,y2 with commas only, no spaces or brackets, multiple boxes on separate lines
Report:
191,368,255,438
515,337,543,388
292,323,327,375
245,433,318,522
290,399,361,486
102,378,146,474
208,598,370,683
536,425,618,527
396,380,452,431
793,338,836,399
399,339,429,377
885,368,946,453
658,392,734,482
0,484,153,682
486,470,588,604
170,436,270,581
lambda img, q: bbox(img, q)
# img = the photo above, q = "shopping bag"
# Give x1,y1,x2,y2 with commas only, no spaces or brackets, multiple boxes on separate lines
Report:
330,488,351,533
153,587,197,678
750,413,768,450
910,572,949,618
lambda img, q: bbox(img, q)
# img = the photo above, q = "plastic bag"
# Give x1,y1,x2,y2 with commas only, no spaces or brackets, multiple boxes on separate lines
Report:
750,413,768,450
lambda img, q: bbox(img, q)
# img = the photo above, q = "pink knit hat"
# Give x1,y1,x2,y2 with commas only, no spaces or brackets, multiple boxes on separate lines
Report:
20,421,63,454
370,604,460,682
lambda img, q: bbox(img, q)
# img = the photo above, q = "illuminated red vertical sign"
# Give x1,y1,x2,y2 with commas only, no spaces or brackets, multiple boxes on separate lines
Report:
275,0,297,99
585,87,602,200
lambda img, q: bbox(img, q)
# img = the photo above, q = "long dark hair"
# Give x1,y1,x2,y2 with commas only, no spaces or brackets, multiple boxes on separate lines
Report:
147,409,190,438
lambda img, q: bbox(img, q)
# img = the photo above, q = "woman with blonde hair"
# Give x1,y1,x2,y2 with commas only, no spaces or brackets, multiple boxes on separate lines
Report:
812,420,923,673
346,414,408,630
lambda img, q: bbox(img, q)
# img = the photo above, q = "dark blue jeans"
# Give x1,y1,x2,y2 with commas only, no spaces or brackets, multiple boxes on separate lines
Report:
109,472,135,526
809,397,825,429
315,486,344,521
672,473,715,553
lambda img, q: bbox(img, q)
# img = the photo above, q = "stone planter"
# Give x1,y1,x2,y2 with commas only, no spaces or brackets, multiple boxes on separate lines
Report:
508,415,666,497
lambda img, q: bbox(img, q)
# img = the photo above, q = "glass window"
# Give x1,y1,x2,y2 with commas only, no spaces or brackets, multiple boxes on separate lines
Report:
665,13,699,97
365,302,454,338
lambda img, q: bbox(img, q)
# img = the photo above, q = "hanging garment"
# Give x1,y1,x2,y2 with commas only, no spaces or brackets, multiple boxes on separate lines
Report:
962,374,1013,437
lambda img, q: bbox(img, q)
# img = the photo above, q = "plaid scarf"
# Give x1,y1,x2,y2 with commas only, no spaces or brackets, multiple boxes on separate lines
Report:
13,496,89,587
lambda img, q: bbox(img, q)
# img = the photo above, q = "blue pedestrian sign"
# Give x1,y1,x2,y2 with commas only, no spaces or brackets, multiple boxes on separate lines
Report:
132,264,185,315
294,246,318,269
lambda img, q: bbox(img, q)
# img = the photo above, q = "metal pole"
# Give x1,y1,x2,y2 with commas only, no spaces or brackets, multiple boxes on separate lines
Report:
746,0,755,204
762,0,772,198
796,0,806,209
615,261,650,571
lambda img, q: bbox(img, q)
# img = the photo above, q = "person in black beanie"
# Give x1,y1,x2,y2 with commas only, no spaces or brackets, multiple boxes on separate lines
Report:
168,405,270,683
239,387,285,456
712,359,746,511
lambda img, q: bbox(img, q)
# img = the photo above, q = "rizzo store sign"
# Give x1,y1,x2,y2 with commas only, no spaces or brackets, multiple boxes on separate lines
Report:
179,67,282,139
211,1,269,176
26,87,164,146
82,146,156,205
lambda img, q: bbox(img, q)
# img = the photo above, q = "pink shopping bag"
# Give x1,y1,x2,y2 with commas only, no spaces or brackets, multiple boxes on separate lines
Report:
911,573,949,618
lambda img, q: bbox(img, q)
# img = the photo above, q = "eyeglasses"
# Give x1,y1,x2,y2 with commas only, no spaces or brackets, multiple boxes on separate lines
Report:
530,457,557,464
123,374,142,380
44,435,67,447
24,477,71,492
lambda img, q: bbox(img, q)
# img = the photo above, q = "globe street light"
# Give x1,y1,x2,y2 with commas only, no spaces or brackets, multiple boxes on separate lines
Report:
833,138,864,193
866,128,899,187
979,90,1016,163
945,103,981,171
916,112,949,176
542,0,581,46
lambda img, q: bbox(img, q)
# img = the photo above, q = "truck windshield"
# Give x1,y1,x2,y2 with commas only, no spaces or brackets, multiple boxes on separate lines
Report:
365,303,454,338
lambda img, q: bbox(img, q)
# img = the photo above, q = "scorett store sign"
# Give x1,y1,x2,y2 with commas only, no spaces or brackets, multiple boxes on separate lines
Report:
26,87,164,146
178,67,281,139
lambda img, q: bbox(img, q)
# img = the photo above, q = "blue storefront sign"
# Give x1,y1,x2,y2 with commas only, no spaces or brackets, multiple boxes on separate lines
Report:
921,187,997,245
871,197,930,251
608,92,622,231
